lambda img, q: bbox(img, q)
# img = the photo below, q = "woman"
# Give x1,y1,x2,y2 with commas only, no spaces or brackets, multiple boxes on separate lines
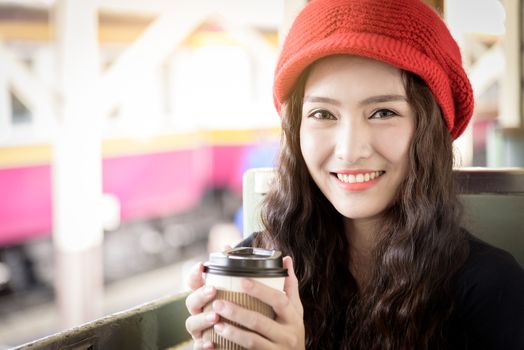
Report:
185,0,524,348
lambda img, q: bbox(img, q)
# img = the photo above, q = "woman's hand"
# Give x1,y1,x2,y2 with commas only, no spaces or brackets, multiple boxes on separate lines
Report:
211,256,305,349
185,261,218,350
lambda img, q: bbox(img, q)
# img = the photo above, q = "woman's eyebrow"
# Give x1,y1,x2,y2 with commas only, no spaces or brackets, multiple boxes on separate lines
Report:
358,94,407,106
303,95,341,106
303,94,407,106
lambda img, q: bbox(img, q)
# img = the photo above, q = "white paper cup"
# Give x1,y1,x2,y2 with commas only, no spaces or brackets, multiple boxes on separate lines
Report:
202,247,288,350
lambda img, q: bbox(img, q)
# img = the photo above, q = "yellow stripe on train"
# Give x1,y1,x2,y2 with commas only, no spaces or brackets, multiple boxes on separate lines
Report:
0,128,280,168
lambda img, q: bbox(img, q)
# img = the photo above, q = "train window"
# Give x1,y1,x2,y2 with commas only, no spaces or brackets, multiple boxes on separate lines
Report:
10,92,32,125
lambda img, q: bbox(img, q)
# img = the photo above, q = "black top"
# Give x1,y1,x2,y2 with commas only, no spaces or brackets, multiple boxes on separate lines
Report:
237,233,524,349
448,234,524,349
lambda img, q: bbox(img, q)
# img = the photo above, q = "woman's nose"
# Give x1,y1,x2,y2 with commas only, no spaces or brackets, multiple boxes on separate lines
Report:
334,120,372,163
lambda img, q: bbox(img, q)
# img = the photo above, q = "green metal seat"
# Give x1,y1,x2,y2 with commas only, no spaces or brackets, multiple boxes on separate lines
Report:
458,168,524,266
243,167,524,267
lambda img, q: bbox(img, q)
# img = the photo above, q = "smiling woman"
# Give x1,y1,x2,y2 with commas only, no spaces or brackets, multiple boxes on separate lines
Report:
184,0,524,349
267,50,477,348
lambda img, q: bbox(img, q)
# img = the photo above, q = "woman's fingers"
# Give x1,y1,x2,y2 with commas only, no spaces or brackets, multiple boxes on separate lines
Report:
282,256,303,316
185,285,216,315
213,322,276,350
192,339,215,350
188,262,205,291
212,300,286,344
185,311,219,339
240,278,298,323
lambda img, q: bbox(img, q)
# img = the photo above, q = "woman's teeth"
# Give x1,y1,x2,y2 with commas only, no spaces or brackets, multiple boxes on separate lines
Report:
336,171,384,184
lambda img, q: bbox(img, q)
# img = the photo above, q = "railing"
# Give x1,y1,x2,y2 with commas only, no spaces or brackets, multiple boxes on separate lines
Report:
455,167,524,194
13,292,192,350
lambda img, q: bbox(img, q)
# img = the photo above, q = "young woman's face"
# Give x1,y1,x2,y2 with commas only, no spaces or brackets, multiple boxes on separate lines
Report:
300,55,415,221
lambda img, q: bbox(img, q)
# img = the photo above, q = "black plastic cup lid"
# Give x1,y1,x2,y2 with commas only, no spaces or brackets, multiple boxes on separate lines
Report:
203,247,288,278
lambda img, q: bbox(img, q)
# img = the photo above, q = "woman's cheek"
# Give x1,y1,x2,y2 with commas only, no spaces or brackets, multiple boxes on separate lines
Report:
300,129,329,167
373,126,413,163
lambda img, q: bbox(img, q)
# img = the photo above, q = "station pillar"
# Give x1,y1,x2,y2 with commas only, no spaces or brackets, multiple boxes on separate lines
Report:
489,0,524,166
51,0,104,328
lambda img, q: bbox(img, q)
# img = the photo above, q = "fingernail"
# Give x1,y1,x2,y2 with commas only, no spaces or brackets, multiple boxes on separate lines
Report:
203,285,214,296
206,312,217,322
202,340,214,349
241,278,253,290
214,323,224,333
213,300,224,312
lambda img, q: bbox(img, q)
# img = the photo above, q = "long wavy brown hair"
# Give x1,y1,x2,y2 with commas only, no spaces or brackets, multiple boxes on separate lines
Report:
254,65,470,349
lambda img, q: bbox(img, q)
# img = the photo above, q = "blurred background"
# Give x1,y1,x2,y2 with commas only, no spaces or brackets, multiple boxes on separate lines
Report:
0,0,522,347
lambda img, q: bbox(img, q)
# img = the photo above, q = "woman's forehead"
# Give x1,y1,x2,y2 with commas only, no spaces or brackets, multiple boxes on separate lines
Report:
304,55,407,100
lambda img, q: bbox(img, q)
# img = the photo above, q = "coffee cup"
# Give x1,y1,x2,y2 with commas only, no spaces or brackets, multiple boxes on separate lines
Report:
202,247,288,349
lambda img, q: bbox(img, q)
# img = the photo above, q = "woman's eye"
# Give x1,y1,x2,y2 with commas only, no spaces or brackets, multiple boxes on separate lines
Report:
308,110,335,120
370,109,397,119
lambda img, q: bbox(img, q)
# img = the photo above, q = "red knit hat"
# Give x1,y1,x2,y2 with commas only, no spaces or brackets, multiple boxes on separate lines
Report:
273,0,474,139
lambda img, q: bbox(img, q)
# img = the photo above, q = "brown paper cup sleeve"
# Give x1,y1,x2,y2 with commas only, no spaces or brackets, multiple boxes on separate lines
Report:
202,289,275,350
